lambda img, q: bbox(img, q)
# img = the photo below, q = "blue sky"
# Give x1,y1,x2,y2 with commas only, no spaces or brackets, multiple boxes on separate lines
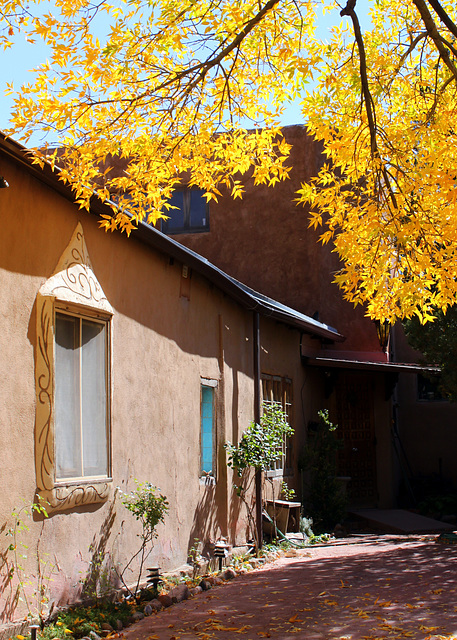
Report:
0,3,372,144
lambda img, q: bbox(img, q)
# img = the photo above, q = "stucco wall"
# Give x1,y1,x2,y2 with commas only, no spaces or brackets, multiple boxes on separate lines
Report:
170,125,383,355
394,325,457,492
0,149,321,625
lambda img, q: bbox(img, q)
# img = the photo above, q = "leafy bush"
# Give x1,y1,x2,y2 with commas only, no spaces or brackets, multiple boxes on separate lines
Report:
35,600,140,640
121,482,169,542
225,402,293,545
225,402,293,473
119,482,169,597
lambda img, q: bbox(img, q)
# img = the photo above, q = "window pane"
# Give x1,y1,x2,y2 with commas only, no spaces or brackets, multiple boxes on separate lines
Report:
55,314,82,479
201,386,214,474
82,320,108,476
262,377,293,474
189,190,209,229
163,191,185,232
417,374,444,401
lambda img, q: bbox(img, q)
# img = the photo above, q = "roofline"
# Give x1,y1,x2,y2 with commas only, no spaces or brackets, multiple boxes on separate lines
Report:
303,355,439,374
130,220,344,341
0,133,344,343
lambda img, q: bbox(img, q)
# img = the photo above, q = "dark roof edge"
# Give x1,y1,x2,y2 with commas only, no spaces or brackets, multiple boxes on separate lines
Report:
303,355,439,374
0,133,344,343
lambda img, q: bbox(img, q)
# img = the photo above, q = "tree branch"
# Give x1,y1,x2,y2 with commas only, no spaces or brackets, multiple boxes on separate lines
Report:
413,0,457,81
340,0,399,211
340,1,377,157
425,0,457,40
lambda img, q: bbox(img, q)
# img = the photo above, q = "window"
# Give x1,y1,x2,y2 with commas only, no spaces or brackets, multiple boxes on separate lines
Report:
261,375,293,476
417,373,445,401
200,381,216,477
55,312,110,481
162,189,209,234
36,223,113,512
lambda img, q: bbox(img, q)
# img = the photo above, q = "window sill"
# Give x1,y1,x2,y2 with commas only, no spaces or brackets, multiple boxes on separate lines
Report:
199,475,216,487
55,476,113,487
265,469,284,479
38,479,112,513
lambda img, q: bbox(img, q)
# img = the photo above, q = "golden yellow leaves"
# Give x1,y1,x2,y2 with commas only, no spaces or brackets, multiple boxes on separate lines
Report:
201,617,251,633
2,0,315,234
3,0,457,321
297,2,457,321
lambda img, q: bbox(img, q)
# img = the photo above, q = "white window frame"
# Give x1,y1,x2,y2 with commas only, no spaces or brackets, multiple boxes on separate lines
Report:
54,307,111,482
35,223,113,512
262,375,293,478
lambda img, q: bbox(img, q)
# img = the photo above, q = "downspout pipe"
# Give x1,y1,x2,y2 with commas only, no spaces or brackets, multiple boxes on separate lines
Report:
253,312,262,550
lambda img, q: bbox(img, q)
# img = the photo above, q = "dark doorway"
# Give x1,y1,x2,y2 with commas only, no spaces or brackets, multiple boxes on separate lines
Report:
335,373,378,507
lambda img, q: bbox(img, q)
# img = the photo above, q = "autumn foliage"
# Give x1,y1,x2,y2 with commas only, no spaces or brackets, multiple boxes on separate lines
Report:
2,0,457,322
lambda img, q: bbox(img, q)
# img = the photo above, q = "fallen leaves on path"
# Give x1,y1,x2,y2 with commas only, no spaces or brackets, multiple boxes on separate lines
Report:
122,538,457,640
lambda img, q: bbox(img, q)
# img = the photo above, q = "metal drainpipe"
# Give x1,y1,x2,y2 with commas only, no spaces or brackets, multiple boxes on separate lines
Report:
253,312,262,550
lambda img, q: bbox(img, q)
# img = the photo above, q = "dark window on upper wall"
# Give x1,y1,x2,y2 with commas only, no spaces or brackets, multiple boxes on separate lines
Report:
161,188,210,234
417,373,445,401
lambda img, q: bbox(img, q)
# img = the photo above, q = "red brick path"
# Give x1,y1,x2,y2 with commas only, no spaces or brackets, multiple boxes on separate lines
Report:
122,535,457,640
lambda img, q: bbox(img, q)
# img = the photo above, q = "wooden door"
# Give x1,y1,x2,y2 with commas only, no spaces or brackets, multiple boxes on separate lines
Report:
335,373,378,507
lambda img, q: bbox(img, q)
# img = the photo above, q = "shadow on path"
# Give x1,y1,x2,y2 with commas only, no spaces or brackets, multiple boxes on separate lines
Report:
123,536,457,640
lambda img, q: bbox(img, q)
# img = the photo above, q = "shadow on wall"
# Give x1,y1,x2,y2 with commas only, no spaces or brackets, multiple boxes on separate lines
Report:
187,483,218,561
78,495,119,603
187,471,254,565
0,521,19,624
187,476,236,563
228,472,255,546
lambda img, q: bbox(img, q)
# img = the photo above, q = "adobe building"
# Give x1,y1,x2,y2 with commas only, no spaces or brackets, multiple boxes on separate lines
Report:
162,124,454,509
0,132,344,629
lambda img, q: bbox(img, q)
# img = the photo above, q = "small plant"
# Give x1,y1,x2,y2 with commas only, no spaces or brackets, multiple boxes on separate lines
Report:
225,402,293,547
228,551,254,572
118,481,169,598
300,515,314,538
5,497,56,625
259,540,291,558
188,538,203,579
280,481,296,501
36,600,137,640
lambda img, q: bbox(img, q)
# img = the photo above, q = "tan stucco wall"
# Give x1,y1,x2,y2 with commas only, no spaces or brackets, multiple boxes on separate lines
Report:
0,150,322,625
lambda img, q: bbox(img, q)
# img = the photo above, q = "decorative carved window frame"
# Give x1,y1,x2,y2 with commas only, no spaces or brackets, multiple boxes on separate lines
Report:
35,223,113,512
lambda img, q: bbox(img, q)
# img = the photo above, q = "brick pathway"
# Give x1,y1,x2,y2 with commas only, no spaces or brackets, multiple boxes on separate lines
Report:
122,535,457,640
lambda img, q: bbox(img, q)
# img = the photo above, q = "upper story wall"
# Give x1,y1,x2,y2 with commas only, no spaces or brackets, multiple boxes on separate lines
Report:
167,125,383,356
